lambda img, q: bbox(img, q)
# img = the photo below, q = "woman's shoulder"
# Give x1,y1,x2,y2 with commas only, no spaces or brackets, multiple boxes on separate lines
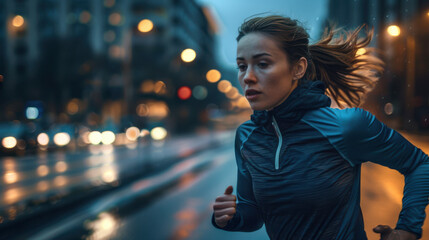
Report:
302,107,377,138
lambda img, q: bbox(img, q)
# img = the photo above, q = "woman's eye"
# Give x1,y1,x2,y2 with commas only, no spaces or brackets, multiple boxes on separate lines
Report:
258,62,268,68
237,65,247,71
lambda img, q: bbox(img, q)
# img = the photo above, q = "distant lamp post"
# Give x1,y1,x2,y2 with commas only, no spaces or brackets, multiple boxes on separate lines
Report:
12,15,24,28
387,25,401,37
181,49,196,63
138,19,154,33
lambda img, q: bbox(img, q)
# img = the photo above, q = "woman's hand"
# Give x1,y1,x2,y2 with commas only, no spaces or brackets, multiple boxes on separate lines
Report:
373,225,418,240
213,185,237,228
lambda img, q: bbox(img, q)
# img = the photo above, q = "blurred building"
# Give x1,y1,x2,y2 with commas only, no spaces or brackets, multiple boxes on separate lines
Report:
0,0,232,134
326,0,429,131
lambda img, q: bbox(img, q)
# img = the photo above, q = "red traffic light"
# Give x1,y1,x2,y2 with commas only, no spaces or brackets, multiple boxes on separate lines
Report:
177,86,192,100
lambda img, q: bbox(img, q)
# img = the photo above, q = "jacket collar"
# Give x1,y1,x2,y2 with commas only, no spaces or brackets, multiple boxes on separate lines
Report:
250,80,331,127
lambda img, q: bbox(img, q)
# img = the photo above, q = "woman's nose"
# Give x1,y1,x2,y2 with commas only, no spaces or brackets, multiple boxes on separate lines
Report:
243,68,257,84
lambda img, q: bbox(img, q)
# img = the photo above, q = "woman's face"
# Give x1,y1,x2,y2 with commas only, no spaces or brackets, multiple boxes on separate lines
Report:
236,32,298,111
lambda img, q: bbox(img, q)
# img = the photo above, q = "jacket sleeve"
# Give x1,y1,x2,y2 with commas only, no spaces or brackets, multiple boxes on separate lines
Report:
212,126,264,232
337,108,429,239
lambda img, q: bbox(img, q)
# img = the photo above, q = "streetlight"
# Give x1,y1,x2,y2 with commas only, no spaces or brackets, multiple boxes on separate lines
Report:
181,49,196,63
387,25,400,37
138,19,153,33
12,15,24,28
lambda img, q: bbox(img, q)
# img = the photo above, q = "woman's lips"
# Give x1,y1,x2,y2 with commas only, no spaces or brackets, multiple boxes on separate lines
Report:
245,89,262,100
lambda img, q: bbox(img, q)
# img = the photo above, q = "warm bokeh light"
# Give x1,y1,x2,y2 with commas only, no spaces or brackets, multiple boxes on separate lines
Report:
126,127,140,141
101,131,116,145
4,188,23,204
37,133,49,146
136,103,149,117
37,181,49,192
67,99,80,115
138,19,154,33
104,0,115,7
108,13,122,26
102,168,117,183
53,132,71,146
177,86,192,100
12,15,24,28
192,86,208,100
85,212,118,240
109,45,124,58
356,48,366,56
89,131,102,145
37,165,50,177
53,176,67,187
217,80,232,93
181,49,196,63
55,161,68,173
226,87,240,99
384,102,394,115
387,25,400,37
80,11,91,24
2,137,17,149
4,171,18,184
140,80,155,93
0,75,3,82
140,129,150,137
236,96,251,109
154,81,167,95
151,127,168,140
206,69,221,83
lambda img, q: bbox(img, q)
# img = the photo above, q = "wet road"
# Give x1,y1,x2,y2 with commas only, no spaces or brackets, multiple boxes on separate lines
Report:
3,131,429,240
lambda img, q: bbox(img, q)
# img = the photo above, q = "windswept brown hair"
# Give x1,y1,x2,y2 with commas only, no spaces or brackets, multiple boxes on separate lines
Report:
237,15,384,108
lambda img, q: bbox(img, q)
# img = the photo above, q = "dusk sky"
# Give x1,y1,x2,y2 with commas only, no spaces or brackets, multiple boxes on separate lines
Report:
196,0,329,67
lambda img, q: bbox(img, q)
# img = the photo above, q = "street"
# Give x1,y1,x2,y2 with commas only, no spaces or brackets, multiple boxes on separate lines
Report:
1,131,427,240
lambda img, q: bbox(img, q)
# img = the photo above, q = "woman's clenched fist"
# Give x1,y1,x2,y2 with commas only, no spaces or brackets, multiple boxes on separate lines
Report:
213,185,237,228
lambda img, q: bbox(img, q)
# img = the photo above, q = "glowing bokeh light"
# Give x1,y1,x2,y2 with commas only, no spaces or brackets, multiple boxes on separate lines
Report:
151,127,167,140
109,13,122,26
2,137,17,149
104,0,115,7
12,15,24,28
79,11,91,24
226,87,239,99
37,181,49,192
138,19,154,33
55,161,68,173
53,132,71,146
101,131,116,145
4,172,18,184
192,86,208,100
37,133,49,146
37,165,49,177
126,127,140,141
217,80,232,93
26,107,39,119
206,69,221,83
387,25,400,37
178,86,192,100
181,49,196,63
384,103,394,115
53,176,67,187
89,131,102,145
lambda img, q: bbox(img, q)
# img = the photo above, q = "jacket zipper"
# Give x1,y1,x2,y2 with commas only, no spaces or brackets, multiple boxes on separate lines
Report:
272,116,282,170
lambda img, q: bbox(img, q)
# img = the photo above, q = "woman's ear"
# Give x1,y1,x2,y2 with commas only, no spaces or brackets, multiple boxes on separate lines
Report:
293,57,308,80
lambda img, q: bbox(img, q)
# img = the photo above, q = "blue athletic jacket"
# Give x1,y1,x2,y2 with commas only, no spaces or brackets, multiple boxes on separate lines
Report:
212,80,429,239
